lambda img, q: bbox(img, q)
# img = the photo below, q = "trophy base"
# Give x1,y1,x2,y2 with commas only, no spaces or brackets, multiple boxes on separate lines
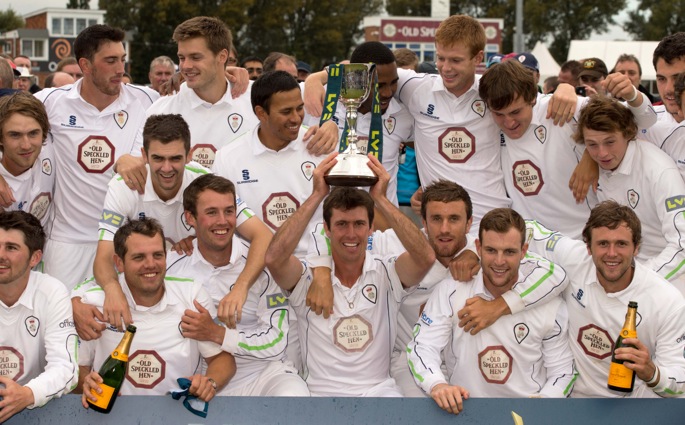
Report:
324,174,379,187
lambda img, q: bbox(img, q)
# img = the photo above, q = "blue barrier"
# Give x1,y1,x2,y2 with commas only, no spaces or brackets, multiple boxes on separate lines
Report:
6,395,685,424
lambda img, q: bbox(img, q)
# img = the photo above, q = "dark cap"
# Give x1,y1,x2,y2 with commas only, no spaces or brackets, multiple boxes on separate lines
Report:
296,61,312,74
418,61,438,74
513,52,539,72
578,58,608,79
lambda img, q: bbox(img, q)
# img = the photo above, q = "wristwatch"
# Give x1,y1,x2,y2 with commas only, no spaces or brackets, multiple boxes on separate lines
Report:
208,378,217,390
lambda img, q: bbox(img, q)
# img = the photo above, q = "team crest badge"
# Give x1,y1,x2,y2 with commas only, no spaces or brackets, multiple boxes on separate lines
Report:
384,117,396,134
627,189,640,209
114,111,128,129
471,100,485,117
26,316,40,337
362,284,377,304
535,125,547,144
227,113,243,133
514,322,529,344
42,158,52,175
301,161,315,181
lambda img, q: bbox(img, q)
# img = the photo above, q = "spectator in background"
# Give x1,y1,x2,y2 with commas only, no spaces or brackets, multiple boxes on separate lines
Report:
0,58,19,96
148,55,175,94
543,76,559,94
558,59,581,87
578,57,608,96
296,61,311,83
228,46,239,66
263,52,298,78
12,55,41,94
122,72,133,84
393,48,419,71
241,56,263,80
55,57,83,80
14,67,34,93
44,72,75,88
612,54,656,103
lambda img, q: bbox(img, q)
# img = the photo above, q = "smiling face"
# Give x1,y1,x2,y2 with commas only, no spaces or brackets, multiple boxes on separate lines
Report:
436,41,482,97
656,57,685,118
325,206,372,265
1,112,44,176
490,95,535,140
144,139,188,201
115,232,167,306
0,228,41,288
476,228,526,298
185,188,236,256
177,37,227,97
583,128,630,171
360,62,398,114
423,200,471,266
256,88,304,150
587,224,638,293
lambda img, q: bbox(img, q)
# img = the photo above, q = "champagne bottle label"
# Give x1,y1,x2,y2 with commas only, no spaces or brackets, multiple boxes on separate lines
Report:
87,383,116,409
111,350,128,362
607,363,633,388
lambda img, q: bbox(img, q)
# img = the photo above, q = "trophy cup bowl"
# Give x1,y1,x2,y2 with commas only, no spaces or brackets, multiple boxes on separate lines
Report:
325,63,379,187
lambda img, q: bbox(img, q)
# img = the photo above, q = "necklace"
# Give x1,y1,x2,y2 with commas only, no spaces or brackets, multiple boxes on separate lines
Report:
341,287,357,310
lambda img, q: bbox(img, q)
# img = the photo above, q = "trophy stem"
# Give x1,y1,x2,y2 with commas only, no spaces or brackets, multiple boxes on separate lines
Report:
345,105,360,150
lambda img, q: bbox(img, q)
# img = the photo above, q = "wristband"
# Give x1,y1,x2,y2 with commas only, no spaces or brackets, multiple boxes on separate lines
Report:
626,86,639,103
646,367,660,387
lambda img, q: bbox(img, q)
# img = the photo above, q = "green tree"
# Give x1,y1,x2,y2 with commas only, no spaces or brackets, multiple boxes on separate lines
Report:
67,0,91,9
624,0,685,41
0,8,24,33
384,0,625,63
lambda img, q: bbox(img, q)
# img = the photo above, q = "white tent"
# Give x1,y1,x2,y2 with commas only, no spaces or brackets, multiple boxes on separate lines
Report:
531,41,561,81
567,40,660,81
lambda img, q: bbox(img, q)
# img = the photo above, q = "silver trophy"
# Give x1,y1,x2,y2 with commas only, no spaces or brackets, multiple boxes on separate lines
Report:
325,63,379,187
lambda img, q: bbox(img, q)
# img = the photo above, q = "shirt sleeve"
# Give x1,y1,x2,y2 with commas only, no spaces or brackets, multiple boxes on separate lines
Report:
129,121,144,157
235,195,255,227
193,286,223,359
25,284,79,408
220,274,290,360
98,177,135,242
406,280,455,394
538,300,577,398
503,251,569,315
626,95,657,131
649,303,685,397
644,168,685,281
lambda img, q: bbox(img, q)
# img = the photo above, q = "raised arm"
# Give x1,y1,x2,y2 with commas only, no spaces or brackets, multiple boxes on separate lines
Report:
367,154,435,287
265,153,338,290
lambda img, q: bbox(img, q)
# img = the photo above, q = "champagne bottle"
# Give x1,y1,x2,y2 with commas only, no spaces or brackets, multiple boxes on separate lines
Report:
88,324,136,413
607,301,637,392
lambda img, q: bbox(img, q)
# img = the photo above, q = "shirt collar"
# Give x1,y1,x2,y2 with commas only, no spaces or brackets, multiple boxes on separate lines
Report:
251,125,303,156
9,272,39,309
141,164,185,203
183,79,234,109
119,272,176,311
603,141,636,177
188,235,244,270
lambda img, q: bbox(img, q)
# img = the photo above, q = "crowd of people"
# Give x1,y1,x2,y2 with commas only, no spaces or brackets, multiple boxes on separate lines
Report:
0,12,684,423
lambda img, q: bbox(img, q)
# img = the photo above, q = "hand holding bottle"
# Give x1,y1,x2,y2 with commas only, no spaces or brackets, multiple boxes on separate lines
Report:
613,337,658,385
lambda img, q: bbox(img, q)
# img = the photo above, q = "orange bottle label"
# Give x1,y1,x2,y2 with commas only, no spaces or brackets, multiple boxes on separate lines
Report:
111,350,128,362
87,383,115,409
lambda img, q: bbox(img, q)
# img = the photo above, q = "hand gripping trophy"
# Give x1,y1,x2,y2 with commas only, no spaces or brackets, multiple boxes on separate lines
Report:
324,63,382,186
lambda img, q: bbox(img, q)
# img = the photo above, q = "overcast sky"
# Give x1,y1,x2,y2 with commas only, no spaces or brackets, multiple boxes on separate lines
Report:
7,0,633,41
